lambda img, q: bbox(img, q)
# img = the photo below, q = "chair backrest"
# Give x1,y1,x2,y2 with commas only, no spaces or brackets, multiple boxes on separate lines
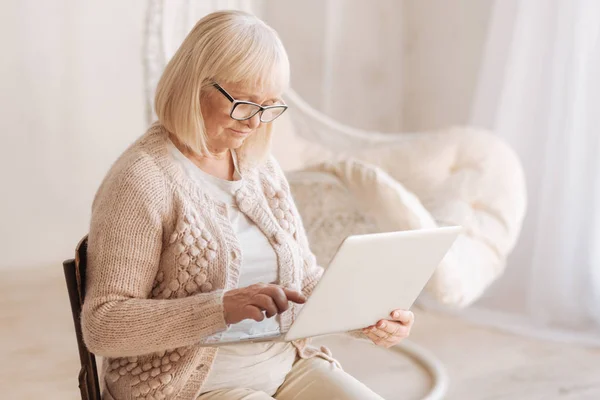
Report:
63,235,101,400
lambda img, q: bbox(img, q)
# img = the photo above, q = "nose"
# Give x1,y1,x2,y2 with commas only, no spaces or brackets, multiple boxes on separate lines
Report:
246,113,261,130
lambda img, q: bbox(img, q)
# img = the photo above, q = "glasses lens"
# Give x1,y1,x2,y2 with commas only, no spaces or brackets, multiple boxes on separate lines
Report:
261,106,287,122
231,103,260,120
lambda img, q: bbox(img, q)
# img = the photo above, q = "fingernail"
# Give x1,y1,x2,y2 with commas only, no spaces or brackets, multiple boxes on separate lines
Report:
393,311,400,318
379,322,386,329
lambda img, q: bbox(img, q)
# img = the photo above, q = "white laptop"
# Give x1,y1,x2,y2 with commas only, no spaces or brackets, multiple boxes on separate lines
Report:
202,226,461,346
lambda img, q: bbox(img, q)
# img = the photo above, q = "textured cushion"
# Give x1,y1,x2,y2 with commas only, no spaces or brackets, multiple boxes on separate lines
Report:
287,167,379,267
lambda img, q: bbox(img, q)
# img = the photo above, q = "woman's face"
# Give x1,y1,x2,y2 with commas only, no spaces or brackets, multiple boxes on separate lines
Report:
200,81,282,153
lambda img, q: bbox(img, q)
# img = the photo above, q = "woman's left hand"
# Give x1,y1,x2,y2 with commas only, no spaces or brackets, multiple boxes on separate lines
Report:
362,309,414,348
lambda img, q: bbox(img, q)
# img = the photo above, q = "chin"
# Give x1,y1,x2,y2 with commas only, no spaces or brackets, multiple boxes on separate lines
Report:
226,137,247,149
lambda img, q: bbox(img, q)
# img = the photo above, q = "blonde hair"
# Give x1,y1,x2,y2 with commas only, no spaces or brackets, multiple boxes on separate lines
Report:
154,10,290,164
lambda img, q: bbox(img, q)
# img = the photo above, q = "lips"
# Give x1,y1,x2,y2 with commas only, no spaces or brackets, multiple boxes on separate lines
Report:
230,129,251,135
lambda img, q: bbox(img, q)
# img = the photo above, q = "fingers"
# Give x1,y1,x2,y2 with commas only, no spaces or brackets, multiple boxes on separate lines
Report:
376,320,394,335
230,284,307,324
390,309,414,326
243,305,265,322
362,319,412,348
363,330,394,348
384,319,412,337
362,310,414,347
363,321,393,336
261,286,292,313
376,320,410,337
256,284,306,306
259,285,306,311
252,294,279,318
368,324,391,339
282,288,307,304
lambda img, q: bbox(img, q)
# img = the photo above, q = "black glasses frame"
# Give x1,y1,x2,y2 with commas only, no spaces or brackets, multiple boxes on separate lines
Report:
212,82,288,123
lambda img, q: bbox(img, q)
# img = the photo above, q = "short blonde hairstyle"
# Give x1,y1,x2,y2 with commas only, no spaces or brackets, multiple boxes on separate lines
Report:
154,10,290,164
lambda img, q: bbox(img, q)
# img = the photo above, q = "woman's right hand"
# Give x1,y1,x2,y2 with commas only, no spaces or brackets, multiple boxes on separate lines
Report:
223,283,307,325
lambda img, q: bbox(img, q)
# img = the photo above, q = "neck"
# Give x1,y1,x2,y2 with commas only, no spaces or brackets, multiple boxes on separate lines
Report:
169,133,235,181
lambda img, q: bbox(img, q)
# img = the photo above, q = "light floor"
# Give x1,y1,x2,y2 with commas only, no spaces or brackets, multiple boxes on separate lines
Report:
2,267,599,400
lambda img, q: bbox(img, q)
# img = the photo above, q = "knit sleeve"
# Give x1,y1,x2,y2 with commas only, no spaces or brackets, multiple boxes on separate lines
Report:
81,157,227,358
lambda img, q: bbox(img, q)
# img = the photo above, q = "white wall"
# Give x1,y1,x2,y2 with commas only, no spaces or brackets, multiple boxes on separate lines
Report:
402,0,494,131
0,0,146,269
265,0,493,132
265,0,406,132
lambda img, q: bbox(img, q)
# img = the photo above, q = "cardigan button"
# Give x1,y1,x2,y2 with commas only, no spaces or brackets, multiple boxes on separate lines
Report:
279,219,290,230
274,232,286,245
238,198,252,213
235,191,245,203
265,186,276,198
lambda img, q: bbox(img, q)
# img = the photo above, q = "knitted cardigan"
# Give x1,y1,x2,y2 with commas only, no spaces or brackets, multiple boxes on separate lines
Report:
81,123,336,400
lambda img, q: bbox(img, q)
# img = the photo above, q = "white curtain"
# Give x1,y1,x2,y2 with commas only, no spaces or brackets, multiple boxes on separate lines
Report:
466,0,600,344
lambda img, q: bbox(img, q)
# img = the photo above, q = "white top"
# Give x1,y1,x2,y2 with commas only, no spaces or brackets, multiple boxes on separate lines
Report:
167,140,297,394
166,139,281,339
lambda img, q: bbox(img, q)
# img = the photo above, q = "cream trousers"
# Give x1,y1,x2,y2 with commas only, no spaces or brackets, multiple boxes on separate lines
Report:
197,356,385,400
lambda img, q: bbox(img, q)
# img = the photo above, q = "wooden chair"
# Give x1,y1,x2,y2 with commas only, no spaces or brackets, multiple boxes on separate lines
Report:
62,235,102,400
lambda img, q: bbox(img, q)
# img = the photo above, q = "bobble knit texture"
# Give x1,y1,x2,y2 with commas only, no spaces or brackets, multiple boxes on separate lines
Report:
81,123,331,400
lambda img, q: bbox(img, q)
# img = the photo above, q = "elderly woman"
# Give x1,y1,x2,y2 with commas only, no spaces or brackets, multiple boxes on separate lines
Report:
82,10,414,400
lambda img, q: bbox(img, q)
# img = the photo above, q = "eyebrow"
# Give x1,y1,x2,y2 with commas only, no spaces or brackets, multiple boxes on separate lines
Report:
230,90,281,104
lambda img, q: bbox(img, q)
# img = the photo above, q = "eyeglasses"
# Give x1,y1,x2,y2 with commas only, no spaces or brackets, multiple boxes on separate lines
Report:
212,82,288,123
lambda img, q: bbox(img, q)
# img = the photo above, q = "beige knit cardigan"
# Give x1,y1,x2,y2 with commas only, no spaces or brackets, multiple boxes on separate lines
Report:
81,123,337,400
